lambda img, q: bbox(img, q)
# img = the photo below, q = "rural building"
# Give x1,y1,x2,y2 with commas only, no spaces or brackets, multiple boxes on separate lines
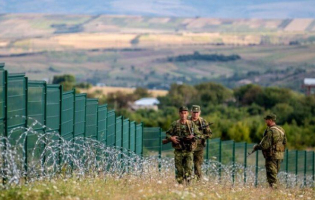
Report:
129,98,160,111
302,78,315,95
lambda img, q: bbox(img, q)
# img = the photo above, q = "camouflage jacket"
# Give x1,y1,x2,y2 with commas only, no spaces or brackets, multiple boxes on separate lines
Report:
259,125,287,159
188,116,212,150
188,116,212,139
166,119,199,151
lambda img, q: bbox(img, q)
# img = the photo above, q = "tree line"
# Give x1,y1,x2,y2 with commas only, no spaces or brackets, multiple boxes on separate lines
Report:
121,83,315,150
54,74,315,150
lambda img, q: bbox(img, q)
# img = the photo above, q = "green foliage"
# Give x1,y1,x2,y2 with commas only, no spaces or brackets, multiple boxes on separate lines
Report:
195,82,233,106
133,87,151,99
234,84,263,106
158,82,232,109
75,82,92,89
88,81,315,149
167,52,241,62
228,122,251,143
88,87,152,110
52,74,75,84
52,74,76,91
158,84,198,108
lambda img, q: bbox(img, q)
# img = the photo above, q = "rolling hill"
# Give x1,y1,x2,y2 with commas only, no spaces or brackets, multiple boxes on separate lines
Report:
0,14,315,92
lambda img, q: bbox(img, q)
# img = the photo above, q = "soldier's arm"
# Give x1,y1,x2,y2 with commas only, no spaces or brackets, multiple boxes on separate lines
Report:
258,129,272,150
165,122,176,141
203,119,212,139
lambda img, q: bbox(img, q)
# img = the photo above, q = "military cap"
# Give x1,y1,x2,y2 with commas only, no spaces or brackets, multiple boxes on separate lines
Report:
179,106,189,112
191,105,201,113
264,113,276,121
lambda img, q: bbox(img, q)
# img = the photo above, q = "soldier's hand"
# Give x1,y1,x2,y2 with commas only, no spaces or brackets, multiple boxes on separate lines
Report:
253,144,260,151
170,136,179,144
186,134,195,140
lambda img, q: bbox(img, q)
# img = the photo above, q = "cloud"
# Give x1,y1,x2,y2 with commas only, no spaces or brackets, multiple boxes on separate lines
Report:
110,0,197,16
247,1,315,18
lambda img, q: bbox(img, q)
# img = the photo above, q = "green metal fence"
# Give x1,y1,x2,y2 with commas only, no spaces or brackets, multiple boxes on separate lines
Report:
143,127,315,187
0,63,144,179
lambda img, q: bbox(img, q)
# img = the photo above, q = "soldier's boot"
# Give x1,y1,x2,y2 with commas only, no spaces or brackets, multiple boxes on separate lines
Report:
268,183,277,189
176,177,184,184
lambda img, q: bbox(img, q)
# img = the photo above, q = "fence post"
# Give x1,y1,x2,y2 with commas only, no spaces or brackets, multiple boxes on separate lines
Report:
255,150,258,187
244,142,247,184
2,70,7,185
206,139,210,173
72,89,76,141
295,150,298,186
219,139,222,181
206,139,209,160
42,82,47,173
158,127,162,172
96,100,99,141
304,151,307,186
313,151,314,188
24,77,28,181
285,149,288,187
58,85,63,167
141,122,144,157
71,89,76,171
232,141,235,185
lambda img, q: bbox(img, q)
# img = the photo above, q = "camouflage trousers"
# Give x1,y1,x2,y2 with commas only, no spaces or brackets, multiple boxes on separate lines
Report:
265,158,282,188
193,149,204,180
174,149,193,184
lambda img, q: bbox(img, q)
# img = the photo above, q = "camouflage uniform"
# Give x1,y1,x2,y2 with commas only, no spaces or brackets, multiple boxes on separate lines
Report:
166,107,198,184
188,105,212,180
255,114,287,188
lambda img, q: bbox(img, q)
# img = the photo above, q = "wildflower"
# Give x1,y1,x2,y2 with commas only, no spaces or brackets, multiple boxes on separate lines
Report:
216,192,221,199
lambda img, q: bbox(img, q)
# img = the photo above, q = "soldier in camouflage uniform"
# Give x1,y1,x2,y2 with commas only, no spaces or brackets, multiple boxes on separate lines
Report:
253,114,287,188
188,105,212,180
165,106,199,184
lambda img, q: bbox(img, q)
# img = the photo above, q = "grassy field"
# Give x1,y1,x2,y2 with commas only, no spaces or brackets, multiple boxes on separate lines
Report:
1,175,314,200
2,44,315,91
81,86,168,97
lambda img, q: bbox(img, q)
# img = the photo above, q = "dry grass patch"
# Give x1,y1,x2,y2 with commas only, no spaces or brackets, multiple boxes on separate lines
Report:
82,86,168,97
52,33,137,49
284,19,314,32
0,176,314,200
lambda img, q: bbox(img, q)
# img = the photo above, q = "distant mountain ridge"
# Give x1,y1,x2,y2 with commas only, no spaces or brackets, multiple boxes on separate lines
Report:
1,0,315,19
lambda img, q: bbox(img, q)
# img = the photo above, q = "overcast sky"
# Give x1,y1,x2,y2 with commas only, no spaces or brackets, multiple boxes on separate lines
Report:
0,0,315,19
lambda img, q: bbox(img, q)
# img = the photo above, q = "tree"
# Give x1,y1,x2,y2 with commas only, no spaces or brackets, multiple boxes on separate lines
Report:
234,84,263,106
106,91,134,109
271,103,294,124
52,74,76,91
133,87,151,99
158,83,198,108
227,121,251,142
195,82,232,106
